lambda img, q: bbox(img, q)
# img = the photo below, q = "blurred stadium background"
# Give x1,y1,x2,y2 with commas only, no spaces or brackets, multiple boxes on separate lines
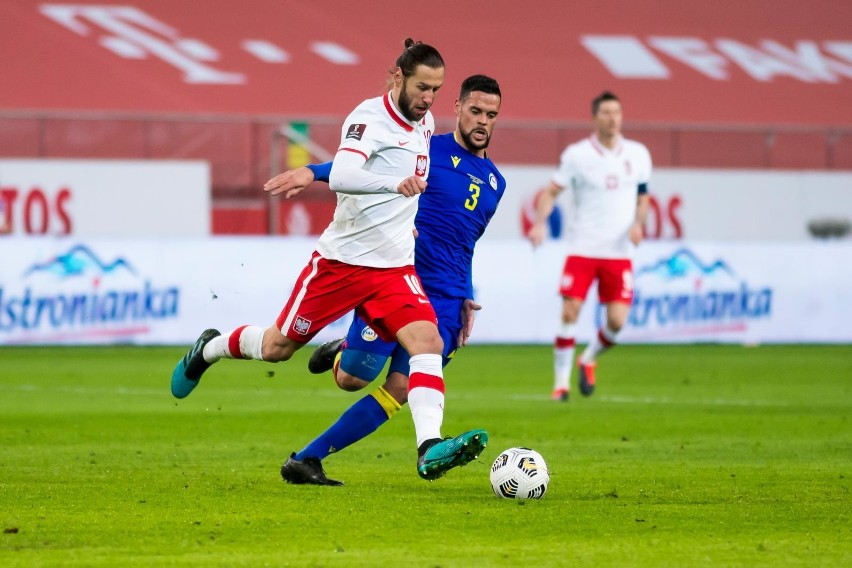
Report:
1,0,851,346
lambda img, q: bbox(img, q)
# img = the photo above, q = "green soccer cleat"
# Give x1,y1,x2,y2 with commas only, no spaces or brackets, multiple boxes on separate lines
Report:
171,328,220,399
417,429,488,480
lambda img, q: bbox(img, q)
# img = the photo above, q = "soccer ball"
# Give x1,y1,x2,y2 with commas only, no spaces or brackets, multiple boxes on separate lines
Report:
490,447,550,500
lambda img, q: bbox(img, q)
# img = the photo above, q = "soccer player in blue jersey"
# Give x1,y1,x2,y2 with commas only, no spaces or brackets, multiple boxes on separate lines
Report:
269,75,505,485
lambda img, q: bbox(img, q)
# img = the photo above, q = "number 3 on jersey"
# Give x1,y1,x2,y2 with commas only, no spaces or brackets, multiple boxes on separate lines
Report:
465,182,480,211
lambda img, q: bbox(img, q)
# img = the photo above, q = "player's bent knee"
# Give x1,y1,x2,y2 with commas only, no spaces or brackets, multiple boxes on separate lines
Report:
404,334,443,356
395,320,443,356
335,372,369,392
562,300,583,322
339,349,387,383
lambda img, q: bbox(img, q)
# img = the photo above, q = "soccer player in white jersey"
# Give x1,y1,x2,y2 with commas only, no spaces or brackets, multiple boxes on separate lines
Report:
527,91,652,401
170,38,487,481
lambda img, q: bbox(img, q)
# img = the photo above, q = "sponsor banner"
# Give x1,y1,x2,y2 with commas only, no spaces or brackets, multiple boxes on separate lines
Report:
0,238,350,346
494,166,852,241
1,238,849,346
471,240,852,344
0,160,210,237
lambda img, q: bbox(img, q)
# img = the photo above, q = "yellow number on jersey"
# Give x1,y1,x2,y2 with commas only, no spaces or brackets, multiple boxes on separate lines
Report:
465,183,480,211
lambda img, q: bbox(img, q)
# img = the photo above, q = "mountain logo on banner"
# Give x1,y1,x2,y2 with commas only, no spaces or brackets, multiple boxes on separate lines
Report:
23,244,135,279
1,243,179,344
626,247,773,339
635,248,735,280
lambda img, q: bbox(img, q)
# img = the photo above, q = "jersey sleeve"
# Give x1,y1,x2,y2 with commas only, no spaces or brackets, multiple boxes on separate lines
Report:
639,146,654,184
551,145,577,189
306,162,332,182
637,143,653,186
329,105,405,194
329,150,404,194
337,105,384,158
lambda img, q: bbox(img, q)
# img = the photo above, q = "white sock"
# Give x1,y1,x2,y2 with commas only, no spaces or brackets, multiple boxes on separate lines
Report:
580,325,618,364
203,325,265,362
407,353,445,448
554,346,574,391
554,322,576,390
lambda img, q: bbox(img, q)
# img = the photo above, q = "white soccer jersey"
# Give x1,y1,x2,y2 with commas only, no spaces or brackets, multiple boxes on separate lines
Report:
552,134,652,259
316,92,434,268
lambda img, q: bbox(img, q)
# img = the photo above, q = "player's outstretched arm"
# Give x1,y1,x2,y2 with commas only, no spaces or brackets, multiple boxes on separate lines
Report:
329,150,424,196
458,299,482,347
527,181,562,248
263,167,316,199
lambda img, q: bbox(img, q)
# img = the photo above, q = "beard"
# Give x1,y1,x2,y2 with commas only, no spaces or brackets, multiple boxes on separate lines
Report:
458,126,491,152
397,79,423,122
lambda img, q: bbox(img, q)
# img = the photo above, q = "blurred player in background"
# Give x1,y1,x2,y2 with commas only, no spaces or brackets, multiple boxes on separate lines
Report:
527,91,651,401
171,39,488,482
271,75,505,485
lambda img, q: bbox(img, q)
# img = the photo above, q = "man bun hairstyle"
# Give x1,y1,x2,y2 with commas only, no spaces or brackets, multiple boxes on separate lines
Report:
392,38,444,77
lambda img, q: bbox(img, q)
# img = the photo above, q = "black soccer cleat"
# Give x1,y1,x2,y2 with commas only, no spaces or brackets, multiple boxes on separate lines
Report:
307,337,345,374
280,453,343,486
577,361,597,397
170,328,221,398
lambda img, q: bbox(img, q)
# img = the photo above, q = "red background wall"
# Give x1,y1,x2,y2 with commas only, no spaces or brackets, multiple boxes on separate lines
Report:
2,0,850,233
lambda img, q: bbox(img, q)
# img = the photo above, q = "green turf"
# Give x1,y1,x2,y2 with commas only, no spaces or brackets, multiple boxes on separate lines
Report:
1,344,850,566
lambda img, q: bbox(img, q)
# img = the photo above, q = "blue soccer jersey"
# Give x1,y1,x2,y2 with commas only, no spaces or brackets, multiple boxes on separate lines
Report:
306,133,505,301
414,132,506,300
338,132,506,380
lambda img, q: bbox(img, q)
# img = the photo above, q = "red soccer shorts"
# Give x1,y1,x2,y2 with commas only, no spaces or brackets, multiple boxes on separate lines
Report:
559,255,634,304
276,251,437,343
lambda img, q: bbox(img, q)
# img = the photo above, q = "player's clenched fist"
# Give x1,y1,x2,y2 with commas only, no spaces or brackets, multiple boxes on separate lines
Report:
397,176,427,197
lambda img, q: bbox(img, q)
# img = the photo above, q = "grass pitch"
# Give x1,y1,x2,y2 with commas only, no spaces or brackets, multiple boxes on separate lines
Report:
1,344,850,566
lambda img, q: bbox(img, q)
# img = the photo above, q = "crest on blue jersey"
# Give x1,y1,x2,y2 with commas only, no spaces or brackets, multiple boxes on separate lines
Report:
360,326,378,342
489,173,498,189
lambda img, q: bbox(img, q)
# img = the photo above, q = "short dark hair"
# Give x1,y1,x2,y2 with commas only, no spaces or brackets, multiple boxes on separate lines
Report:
459,74,501,101
592,91,620,115
392,38,444,77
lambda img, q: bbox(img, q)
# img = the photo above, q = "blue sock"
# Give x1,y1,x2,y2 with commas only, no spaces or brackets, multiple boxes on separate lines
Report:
295,387,401,461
